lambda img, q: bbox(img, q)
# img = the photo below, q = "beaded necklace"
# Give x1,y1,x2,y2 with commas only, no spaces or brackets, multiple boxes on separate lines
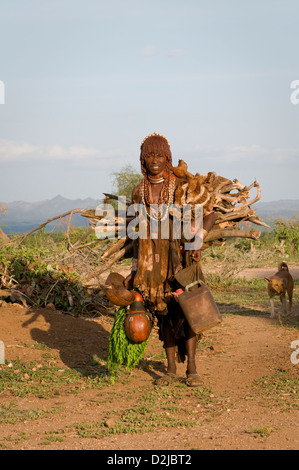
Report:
140,173,176,222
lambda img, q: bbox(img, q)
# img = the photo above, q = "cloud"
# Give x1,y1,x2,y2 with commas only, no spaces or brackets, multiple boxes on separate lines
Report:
0,140,40,160
45,144,99,160
167,48,188,57
0,139,141,176
0,139,119,164
140,45,156,56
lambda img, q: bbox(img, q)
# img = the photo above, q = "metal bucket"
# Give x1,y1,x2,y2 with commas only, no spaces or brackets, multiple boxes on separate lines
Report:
176,279,222,334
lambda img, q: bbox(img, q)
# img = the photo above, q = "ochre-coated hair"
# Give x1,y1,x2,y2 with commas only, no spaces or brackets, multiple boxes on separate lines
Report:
140,133,172,176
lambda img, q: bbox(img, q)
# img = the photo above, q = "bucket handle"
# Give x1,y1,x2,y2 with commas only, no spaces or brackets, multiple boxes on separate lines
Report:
185,279,203,291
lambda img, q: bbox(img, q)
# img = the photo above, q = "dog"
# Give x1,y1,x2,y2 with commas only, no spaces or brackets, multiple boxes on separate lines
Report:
264,262,294,318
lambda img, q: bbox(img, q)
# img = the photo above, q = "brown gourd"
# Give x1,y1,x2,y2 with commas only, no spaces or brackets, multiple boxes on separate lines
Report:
125,291,152,343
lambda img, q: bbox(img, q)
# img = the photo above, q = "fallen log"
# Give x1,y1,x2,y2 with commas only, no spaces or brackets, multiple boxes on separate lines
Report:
205,228,260,244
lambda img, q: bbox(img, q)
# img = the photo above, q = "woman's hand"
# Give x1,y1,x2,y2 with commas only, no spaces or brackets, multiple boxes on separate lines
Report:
191,249,201,263
124,271,136,290
191,250,201,263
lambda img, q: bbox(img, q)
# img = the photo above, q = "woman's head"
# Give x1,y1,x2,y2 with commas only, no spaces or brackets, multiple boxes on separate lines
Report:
140,132,172,176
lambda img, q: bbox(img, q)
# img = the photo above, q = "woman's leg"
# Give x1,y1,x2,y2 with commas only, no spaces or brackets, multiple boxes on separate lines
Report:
185,325,202,386
185,326,197,375
162,318,177,375
154,316,178,384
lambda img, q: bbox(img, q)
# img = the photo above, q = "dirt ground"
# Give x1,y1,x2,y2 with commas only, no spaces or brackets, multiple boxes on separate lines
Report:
0,267,298,451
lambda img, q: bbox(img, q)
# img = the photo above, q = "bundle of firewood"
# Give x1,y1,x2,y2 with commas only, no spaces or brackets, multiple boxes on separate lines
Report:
171,160,268,247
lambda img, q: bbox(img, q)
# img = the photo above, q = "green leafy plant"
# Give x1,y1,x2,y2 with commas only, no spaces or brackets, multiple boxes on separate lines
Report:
107,307,150,380
274,218,299,254
245,426,273,438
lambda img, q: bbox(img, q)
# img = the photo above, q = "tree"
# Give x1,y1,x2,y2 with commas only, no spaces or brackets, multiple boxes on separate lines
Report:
274,217,299,254
111,164,142,200
0,203,9,243
0,203,7,218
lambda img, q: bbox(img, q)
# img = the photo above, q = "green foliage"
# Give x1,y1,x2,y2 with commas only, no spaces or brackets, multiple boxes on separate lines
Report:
107,307,149,379
274,218,299,254
0,357,110,398
234,238,252,252
245,426,273,438
0,229,106,315
111,164,142,199
0,203,7,218
258,230,276,248
253,370,299,411
0,402,62,424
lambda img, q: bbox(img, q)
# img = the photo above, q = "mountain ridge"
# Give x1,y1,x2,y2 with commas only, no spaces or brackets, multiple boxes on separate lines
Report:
1,195,102,234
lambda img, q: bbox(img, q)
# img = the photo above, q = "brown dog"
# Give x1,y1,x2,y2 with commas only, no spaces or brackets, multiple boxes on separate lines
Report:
264,262,294,318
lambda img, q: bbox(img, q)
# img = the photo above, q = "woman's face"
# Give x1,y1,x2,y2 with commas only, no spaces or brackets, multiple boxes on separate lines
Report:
144,153,167,176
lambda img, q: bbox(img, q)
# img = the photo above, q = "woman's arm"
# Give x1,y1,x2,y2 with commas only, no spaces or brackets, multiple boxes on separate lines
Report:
191,211,216,263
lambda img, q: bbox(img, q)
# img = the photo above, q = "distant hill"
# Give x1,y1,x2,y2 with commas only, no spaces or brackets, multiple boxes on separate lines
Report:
254,199,299,224
0,195,102,234
0,196,298,235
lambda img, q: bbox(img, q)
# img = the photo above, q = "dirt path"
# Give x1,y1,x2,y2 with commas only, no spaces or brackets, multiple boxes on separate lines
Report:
236,266,299,281
0,298,298,450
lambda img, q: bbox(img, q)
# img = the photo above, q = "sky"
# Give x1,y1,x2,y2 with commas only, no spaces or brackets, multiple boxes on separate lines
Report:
0,0,299,203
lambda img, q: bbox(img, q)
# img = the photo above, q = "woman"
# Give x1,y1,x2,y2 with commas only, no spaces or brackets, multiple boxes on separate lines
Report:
125,132,216,386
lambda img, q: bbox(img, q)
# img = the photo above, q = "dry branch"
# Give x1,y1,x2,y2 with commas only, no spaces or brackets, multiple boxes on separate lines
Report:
101,237,128,260
4,210,83,246
205,228,260,243
86,240,134,282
